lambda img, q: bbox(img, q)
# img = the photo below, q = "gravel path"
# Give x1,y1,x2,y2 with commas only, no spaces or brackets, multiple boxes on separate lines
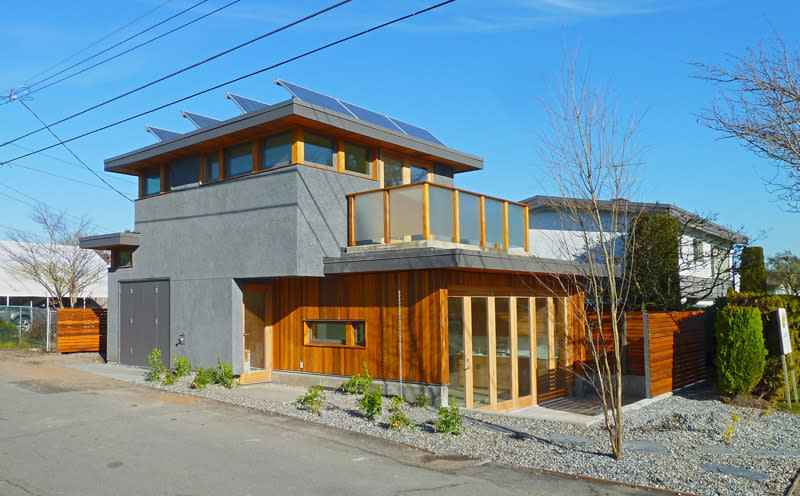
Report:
56,354,800,496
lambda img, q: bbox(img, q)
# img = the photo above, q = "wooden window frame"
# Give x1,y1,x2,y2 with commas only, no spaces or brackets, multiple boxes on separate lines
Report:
110,248,134,269
303,320,366,349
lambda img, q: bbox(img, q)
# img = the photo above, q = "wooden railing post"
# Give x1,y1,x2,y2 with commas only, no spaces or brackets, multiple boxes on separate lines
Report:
452,190,460,243
348,196,355,247
502,201,509,250
523,206,530,252
422,183,431,240
479,195,486,248
383,190,390,243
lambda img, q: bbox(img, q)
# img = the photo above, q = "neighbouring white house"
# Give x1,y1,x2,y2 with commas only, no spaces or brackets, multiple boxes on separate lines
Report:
520,196,749,307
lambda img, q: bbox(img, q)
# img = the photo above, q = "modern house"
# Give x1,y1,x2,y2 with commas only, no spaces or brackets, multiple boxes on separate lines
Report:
81,80,591,411
522,196,748,307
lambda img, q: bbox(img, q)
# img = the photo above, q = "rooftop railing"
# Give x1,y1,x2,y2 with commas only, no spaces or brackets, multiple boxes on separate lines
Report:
347,182,529,251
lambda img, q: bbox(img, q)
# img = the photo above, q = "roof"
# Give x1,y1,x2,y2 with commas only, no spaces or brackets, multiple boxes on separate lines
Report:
0,240,108,299
79,232,141,250
521,195,748,244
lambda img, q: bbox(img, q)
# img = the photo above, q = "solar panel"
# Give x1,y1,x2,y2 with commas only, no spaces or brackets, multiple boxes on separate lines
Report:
145,126,181,142
274,79,444,146
181,111,221,129
275,79,355,118
225,93,269,114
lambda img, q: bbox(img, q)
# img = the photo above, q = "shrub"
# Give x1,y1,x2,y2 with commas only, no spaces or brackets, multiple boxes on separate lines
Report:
162,370,177,386
145,348,165,382
191,367,215,389
434,398,463,435
296,385,325,415
341,362,373,394
740,247,767,293
412,394,431,408
213,358,236,388
388,395,413,430
715,306,767,395
628,213,681,310
0,319,19,342
175,355,192,377
359,385,382,420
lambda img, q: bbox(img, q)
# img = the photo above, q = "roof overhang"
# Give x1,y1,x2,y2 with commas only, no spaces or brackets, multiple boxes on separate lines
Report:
105,98,483,175
79,232,141,250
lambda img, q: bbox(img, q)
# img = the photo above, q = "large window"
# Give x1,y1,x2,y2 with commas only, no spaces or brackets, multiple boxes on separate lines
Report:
304,131,336,167
225,142,253,178
306,320,366,347
168,155,200,190
112,248,133,268
142,168,161,196
383,157,404,187
205,151,220,182
261,132,292,169
409,164,429,183
344,141,371,175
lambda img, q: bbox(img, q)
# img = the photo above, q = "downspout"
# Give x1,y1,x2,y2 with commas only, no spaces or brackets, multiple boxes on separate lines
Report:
397,272,403,400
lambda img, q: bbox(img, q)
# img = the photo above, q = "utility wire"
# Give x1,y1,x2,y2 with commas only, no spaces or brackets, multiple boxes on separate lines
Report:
7,143,136,185
24,0,211,92
0,0,353,148
14,0,241,101
0,0,457,166
21,0,175,86
16,100,134,202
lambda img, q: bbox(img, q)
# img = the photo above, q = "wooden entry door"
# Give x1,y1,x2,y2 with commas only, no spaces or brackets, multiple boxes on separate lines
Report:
240,284,271,384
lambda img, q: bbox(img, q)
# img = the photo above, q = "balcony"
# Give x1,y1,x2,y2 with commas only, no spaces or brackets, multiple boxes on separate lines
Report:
347,182,529,252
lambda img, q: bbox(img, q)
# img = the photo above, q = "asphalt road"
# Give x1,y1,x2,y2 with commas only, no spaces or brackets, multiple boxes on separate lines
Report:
0,351,659,496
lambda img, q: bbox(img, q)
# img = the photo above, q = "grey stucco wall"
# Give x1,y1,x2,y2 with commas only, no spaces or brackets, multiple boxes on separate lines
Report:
106,165,377,373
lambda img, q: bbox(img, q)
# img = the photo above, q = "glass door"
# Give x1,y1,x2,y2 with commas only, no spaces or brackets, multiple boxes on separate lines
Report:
241,284,271,384
535,297,567,402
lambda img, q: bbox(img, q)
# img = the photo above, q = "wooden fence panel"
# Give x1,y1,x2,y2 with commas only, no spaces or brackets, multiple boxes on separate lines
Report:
646,310,707,397
57,308,107,353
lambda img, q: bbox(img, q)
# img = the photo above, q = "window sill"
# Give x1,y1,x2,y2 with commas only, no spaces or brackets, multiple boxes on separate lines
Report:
304,341,366,350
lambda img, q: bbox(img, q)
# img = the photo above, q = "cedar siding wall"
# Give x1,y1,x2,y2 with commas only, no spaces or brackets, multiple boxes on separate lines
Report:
646,311,708,397
271,269,582,386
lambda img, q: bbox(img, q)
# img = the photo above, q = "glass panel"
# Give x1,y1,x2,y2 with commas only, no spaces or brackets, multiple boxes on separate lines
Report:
409,164,428,183
261,132,292,169
496,298,512,403
344,142,371,175
485,198,504,249
304,131,336,167
389,185,423,242
554,298,567,391
508,203,526,249
354,192,384,245
471,297,490,408
429,185,453,242
383,157,403,187
354,322,366,346
143,169,160,196
114,249,132,268
205,151,219,182
168,154,200,189
225,142,253,178
243,290,266,372
458,192,481,246
310,322,347,344
448,297,465,408
535,298,551,398
516,298,532,398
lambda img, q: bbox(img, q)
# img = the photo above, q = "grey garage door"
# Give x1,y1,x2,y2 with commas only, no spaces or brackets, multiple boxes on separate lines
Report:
119,280,170,366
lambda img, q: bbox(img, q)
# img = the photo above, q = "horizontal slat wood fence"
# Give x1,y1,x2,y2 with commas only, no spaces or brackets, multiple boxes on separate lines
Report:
57,308,107,353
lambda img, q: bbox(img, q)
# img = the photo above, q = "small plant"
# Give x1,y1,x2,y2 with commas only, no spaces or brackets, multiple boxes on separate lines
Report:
388,395,414,430
342,362,373,394
723,412,739,443
297,385,325,415
145,348,165,382
412,394,431,408
434,398,463,435
191,367,215,389
175,355,192,377
359,385,383,420
213,358,236,388
162,370,177,386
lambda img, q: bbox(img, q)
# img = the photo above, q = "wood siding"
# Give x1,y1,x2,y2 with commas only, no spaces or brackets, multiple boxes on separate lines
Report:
57,308,107,353
646,311,708,397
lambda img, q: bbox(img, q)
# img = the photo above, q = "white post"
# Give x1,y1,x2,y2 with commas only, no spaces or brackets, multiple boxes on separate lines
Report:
782,354,792,409
789,355,799,404
46,297,51,352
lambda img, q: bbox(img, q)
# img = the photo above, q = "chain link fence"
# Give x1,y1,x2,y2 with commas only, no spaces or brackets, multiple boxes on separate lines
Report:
0,305,58,351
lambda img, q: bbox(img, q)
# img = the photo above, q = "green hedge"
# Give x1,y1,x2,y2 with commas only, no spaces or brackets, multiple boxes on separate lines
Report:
740,246,767,293
0,319,19,342
714,306,767,395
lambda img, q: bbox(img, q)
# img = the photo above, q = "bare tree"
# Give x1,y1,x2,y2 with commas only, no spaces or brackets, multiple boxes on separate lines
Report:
3,205,106,308
695,33,800,212
536,52,645,460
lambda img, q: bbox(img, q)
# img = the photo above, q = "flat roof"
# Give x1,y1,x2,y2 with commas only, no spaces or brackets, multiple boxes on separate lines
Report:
79,232,141,250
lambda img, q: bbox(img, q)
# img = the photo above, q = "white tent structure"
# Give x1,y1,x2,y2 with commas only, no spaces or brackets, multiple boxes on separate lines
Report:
0,240,108,305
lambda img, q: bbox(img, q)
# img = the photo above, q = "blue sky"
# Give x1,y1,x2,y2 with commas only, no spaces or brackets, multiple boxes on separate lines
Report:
1,0,798,258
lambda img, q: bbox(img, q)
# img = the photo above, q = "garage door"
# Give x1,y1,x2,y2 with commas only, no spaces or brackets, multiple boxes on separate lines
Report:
119,280,170,366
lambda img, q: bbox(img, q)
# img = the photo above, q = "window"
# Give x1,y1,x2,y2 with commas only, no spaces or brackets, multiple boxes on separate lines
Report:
205,151,220,182
142,168,161,196
261,132,292,169
112,249,133,268
383,157,404,187
225,142,253,178
306,320,366,347
168,155,200,190
409,164,429,183
344,141,371,175
304,131,336,167
693,239,704,263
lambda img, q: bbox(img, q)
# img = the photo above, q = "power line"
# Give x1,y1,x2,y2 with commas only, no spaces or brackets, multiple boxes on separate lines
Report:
0,0,354,148
13,0,241,101
7,143,136,185
16,100,133,202
0,0,457,167
24,0,211,92
21,0,175,86
2,160,130,191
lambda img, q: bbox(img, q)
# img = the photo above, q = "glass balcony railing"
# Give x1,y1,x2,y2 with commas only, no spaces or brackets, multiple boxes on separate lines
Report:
347,182,529,251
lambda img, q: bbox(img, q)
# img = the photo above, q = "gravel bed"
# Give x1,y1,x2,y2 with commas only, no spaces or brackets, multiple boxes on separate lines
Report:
106,364,800,496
